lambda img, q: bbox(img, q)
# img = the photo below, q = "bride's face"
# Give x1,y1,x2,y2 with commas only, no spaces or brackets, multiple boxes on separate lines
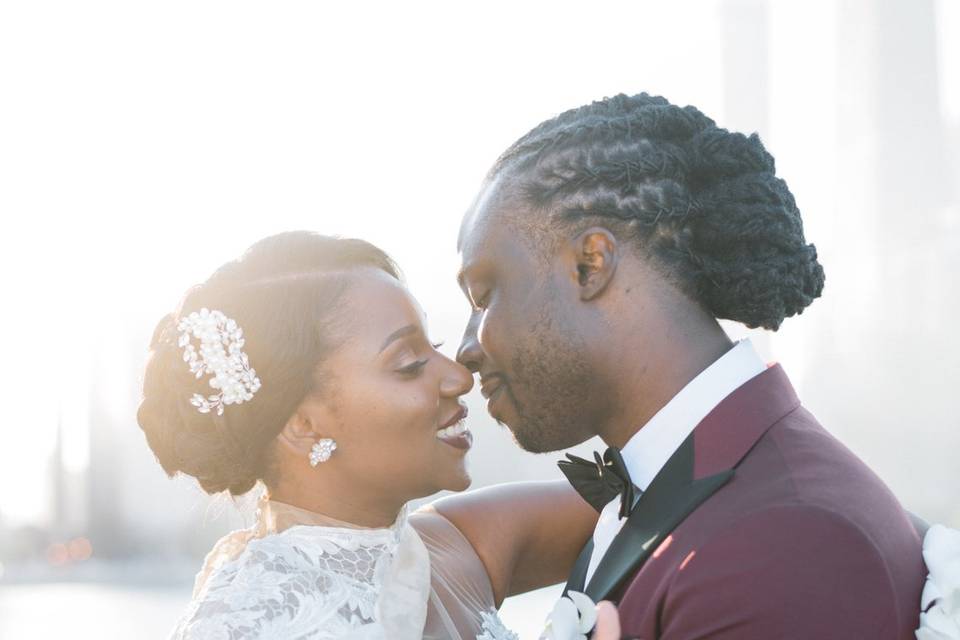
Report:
304,268,476,500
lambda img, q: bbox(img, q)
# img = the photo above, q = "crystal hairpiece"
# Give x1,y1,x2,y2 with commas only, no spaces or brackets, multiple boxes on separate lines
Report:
177,308,262,415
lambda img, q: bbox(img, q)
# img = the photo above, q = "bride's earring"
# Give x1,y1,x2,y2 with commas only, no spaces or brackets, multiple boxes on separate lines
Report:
309,438,337,467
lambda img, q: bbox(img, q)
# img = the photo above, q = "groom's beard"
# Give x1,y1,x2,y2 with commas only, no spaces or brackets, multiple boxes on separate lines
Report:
505,317,598,453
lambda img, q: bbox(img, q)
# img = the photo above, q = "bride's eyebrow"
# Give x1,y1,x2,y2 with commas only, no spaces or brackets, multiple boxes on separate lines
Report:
379,324,419,353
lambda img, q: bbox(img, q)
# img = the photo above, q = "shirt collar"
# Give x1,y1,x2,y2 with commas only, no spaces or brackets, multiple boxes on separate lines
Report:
618,338,767,492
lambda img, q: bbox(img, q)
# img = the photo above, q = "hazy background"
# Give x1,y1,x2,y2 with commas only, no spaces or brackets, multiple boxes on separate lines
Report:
1,0,958,637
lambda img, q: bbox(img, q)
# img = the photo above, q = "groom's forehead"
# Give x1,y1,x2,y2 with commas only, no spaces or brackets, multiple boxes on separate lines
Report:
458,207,527,273
458,176,534,259
458,220,545,296
458,206,496,258
458,178,501,251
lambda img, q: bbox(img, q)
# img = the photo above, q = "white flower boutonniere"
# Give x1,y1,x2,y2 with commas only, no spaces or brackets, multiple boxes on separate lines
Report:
916,524,960,640
540,591,597,640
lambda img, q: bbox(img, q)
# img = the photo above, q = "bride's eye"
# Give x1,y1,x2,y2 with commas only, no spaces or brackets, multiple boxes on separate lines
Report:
396,359,428,377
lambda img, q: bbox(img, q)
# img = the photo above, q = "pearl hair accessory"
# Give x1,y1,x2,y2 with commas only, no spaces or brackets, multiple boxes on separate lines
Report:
309,438,337,466
178,308,262,416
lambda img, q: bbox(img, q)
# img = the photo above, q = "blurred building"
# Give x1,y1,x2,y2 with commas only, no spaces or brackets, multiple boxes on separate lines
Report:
721,0,960,525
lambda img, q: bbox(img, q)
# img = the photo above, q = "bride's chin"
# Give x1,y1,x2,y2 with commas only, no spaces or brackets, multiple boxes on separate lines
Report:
439,468,472,493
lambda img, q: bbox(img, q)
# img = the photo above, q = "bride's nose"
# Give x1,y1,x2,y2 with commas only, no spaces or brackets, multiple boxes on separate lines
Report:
439,356,474,397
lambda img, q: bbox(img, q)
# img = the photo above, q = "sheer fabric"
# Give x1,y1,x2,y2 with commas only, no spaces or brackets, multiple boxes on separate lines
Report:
411,504,516,639
169,497,517,639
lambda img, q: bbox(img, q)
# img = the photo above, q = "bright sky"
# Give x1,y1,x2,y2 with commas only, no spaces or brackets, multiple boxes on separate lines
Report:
0,0,731,524
1,0,956,526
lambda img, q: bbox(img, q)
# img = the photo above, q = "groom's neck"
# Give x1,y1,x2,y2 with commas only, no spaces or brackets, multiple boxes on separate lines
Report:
596,315,732,450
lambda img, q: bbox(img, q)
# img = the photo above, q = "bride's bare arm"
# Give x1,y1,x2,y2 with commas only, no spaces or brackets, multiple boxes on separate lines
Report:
431,480,598,606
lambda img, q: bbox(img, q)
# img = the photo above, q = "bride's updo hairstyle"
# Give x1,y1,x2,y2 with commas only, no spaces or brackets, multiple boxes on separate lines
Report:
137,231,400,496
491,92,825,330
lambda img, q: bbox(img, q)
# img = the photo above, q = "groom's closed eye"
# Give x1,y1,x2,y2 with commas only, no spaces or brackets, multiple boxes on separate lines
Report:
456,269,488,310
470,290,490,311
461,281,491,312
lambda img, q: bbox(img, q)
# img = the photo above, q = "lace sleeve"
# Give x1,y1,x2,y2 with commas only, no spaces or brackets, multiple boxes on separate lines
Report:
170,523,430,640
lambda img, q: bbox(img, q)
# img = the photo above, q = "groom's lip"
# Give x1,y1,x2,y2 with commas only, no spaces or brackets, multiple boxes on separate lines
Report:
479,374,504,399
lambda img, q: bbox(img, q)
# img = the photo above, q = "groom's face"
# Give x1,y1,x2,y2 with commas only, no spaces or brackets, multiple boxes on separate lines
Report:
455,181,598,452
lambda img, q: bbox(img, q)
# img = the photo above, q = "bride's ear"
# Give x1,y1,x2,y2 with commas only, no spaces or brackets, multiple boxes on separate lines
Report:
277,395,334,458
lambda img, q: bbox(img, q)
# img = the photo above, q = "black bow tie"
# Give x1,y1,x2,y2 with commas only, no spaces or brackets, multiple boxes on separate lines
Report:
558,447,639,519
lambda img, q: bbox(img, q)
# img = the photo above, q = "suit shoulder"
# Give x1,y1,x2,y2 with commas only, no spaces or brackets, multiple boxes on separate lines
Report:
665,502,902,610
656,504,903,638
705,501,889,557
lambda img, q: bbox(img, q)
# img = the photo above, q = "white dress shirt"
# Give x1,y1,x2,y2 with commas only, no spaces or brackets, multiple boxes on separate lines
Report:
583,339,767,585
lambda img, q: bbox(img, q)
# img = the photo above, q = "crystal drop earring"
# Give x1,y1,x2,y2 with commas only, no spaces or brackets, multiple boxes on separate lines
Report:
309,438,337,467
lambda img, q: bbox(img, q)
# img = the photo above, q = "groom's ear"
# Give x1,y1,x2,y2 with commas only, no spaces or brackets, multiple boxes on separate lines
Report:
572,227,618,301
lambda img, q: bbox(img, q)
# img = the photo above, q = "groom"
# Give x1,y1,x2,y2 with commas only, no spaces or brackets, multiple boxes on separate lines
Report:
455,93,925,638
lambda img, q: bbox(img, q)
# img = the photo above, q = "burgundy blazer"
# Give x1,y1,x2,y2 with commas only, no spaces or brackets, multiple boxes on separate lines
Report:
564,365,925,639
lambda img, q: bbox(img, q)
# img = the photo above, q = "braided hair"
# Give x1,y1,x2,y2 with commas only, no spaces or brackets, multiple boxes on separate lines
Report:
491,93,825,330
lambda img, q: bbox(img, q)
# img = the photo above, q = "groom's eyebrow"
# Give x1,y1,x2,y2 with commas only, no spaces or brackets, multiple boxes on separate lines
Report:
456,267,471,291
379,325,418,353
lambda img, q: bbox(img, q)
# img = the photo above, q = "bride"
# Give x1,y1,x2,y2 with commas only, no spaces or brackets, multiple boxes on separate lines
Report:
137,230,610,639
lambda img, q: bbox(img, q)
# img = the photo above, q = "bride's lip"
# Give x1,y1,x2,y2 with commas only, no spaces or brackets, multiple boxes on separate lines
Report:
439,405,468,430
437,428,473,451
436,406,472,451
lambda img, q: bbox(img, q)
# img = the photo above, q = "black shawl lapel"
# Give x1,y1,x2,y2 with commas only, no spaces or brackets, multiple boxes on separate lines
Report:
562,538,594,596
583,432,734,602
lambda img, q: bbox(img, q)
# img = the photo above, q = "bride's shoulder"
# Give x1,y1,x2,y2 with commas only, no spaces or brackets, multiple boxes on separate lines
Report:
409,503,484,562
190,525,258,598
409,503,458,535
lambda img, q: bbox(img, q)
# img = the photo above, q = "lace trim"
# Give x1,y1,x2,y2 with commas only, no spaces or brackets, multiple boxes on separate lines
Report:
173,519,409,638
477,608,520,640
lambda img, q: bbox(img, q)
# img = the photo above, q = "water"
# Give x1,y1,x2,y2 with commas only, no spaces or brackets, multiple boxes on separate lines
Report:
0,582,562,639
0,583,188,639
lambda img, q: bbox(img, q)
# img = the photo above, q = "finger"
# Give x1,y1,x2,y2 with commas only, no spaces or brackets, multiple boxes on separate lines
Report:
590,600,621,640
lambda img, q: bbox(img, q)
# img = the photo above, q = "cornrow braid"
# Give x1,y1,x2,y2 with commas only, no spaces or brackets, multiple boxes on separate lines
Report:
492,92,824,330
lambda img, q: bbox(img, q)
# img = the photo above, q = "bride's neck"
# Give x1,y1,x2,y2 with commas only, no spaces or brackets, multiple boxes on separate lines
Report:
267,481,405,529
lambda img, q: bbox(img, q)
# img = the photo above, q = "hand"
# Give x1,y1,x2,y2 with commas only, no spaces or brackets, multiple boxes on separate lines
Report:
590,601,620,640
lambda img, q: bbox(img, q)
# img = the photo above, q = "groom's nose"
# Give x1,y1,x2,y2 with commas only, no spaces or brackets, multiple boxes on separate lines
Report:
456,313,483,374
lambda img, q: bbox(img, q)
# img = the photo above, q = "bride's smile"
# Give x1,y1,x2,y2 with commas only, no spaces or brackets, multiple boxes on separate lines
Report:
436,404,472,450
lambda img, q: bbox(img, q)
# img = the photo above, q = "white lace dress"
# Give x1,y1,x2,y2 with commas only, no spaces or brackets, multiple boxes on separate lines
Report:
170,498,518,639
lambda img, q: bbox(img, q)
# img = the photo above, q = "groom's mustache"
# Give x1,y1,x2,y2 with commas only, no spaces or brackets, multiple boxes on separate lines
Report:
479,373,506,399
